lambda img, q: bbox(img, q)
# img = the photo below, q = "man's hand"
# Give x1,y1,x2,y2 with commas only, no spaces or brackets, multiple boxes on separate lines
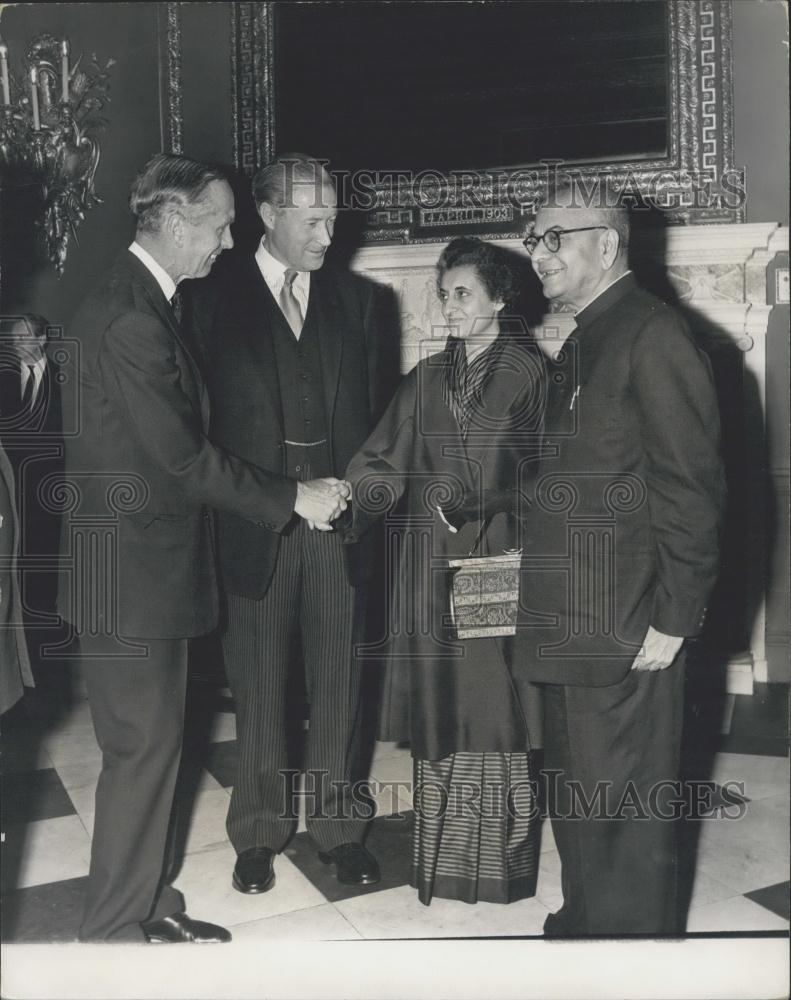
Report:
294,478,351,530
631,626,684,672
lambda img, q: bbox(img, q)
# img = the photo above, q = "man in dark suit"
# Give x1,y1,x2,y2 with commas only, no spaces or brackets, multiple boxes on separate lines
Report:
191,154,389,893
0,314,64,694
515,182,726,936
61,153,348,943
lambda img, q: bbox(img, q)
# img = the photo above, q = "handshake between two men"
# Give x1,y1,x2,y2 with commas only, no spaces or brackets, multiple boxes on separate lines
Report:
294,477,352,531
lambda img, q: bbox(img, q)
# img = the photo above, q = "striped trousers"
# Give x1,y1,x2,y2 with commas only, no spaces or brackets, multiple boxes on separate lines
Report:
223,520,368,853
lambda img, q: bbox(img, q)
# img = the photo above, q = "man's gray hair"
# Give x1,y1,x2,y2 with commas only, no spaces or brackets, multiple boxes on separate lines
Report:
252,153,333,211
539,176,630,257
129,153,227,233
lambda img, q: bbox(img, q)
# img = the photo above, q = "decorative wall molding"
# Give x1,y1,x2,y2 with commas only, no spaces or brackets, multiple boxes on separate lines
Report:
231,2,275,175
157,2,183,154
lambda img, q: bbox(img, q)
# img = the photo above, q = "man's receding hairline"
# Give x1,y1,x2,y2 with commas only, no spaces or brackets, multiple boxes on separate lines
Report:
176,179,232,220
268,178,336,209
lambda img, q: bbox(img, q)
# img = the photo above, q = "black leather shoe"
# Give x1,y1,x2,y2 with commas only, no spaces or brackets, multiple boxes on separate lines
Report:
318,842,380,885
233,847,276,894
142,912,231,943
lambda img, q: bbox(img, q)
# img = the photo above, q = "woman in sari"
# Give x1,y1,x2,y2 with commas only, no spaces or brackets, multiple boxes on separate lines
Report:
344,236,545,905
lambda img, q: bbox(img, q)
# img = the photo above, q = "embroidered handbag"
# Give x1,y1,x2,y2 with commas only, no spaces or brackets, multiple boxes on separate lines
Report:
447,518,521,639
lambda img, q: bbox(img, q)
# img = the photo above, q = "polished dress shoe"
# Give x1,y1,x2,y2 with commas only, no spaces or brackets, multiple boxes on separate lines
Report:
233,846,276,894
142,911,231,943
318,842,380,885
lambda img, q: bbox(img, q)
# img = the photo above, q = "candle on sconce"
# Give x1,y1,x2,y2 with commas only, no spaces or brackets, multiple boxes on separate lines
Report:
30,66,40,129
61,39,69,102
0,40,10,106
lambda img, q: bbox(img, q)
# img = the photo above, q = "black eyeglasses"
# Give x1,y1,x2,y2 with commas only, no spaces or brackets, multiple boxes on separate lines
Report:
522,226,607,256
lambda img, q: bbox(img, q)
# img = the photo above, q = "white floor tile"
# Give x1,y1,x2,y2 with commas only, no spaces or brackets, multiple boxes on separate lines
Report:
208,712,236,743
3,815,91,889
228,903,362,941
695,800,790,867
538,818,557,854
756,792,791,820
536,849,562,875
685,870,741,911
709,752,790,801
180,788,233,855
335,884,550,939
686,893,790,933
368,774,413,818
172,844,326,926
697,836,789,896
368,753,413,808
66,784,98,835
371,740,408,764
56,757,102,792
534,864,563,912
39,724,102,768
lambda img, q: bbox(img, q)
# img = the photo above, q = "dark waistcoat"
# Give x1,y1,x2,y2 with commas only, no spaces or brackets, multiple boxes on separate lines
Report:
267,294,331,480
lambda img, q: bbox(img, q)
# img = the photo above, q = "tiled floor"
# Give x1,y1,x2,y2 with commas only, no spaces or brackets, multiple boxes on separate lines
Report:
1,671,789,997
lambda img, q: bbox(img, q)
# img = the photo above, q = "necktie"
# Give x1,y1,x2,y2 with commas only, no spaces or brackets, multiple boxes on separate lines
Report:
20,364,37,410
279,268,304,338
170,289,183,325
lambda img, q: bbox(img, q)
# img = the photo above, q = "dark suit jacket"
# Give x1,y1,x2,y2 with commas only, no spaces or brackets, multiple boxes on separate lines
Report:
514,272,726,687
188,256,394,599
0,358,64,569
0,356,62,437
58,250,297,639
1,438,34,715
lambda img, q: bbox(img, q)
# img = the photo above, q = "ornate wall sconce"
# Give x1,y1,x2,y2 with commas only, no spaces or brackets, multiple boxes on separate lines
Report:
0,33,114,275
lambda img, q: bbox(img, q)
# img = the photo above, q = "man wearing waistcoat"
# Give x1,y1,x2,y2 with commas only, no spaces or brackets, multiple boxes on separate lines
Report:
59,154,347,943
191,154,390,892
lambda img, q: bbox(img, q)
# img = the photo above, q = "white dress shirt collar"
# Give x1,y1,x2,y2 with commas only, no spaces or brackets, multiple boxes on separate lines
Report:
129,241,178,303
255,239,310,310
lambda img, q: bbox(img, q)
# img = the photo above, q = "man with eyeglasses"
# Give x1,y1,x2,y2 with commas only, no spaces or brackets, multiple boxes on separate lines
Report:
514,180,726,936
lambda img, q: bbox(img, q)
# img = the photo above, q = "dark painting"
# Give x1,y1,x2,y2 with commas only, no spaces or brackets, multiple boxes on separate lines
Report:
275,0,669,174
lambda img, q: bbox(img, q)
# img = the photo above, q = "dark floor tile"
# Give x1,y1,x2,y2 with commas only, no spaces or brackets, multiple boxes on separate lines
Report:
1,768,76,824
725,684,790,756
684,682,789,758
285,811,414,903
213,694,236,713
716,732,789,757
745,881,791,921
0,732,45,775
202,739,238,788
1,875,87,942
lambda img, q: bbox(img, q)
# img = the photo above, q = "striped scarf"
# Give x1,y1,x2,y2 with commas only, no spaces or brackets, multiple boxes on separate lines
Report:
441,333,504,437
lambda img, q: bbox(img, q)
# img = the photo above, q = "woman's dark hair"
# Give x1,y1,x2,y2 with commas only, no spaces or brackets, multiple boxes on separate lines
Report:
436,236,521,308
